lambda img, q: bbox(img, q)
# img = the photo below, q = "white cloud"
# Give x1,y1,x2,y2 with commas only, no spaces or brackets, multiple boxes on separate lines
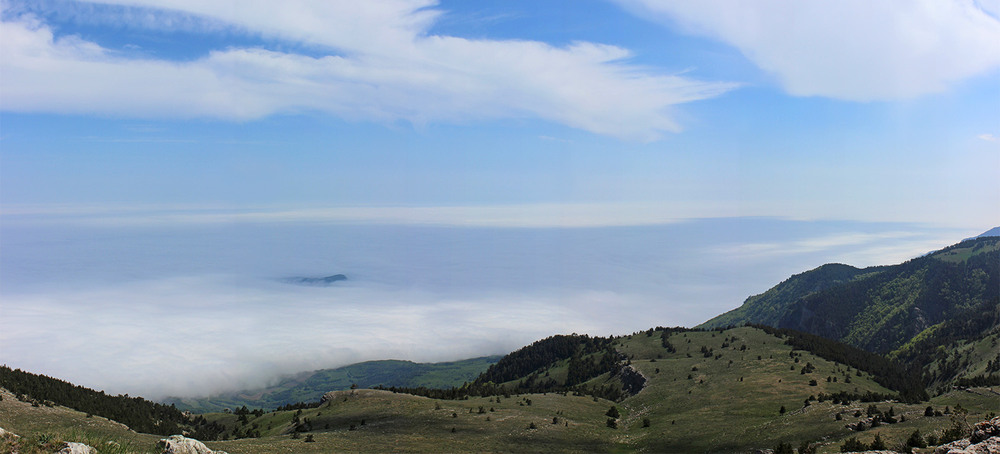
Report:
0,202,730,228
614,0,1000,101
706,230,972,268
0,215,966,397
979,133,1000,142
0,274,668,398
0,1,737,140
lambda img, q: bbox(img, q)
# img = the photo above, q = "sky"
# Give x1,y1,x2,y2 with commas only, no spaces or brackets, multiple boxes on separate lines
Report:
1,0,999,398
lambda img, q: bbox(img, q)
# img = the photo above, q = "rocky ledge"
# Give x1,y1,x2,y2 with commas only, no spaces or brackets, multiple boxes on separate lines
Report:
934,417,1000,454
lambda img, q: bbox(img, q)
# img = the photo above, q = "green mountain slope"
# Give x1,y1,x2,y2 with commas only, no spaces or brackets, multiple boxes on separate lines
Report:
700,263,875,330
4,326,998,453
778,237,998,354
698,236,999,385
164,356,501,413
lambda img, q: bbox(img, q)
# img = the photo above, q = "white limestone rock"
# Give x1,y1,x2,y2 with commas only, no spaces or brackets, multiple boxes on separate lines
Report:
158,435,228,454
57,442,96,454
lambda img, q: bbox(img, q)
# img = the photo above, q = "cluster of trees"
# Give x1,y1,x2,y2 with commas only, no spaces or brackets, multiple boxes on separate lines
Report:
275,401,322,412
0,365,223,439
840,433,889,452
475,334,613,385
566,350,621,387
953,374,1000,387
894,295,1000,388
750,324,927,401
820,390,896,404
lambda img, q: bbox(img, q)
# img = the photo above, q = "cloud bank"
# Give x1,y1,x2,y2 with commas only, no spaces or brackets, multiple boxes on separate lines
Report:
615,0,1000,101
0,217,966,399
0,0,736,140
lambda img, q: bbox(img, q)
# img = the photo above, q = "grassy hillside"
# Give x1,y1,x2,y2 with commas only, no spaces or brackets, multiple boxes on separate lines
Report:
697,236,1000,386
0,387,161,454
3,326,998,453
190,326,998,452
165,356,500,413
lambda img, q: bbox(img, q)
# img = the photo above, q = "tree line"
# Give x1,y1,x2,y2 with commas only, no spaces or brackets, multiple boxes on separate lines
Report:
0,365,224,439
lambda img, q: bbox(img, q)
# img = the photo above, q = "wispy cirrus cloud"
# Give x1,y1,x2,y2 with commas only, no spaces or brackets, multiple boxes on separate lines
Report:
614,0,1000,101
0,0,737,141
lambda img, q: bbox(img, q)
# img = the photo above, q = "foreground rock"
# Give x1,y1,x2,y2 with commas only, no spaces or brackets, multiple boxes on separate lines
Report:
159,435,228,454
58,442,96,454
935,417,1000,454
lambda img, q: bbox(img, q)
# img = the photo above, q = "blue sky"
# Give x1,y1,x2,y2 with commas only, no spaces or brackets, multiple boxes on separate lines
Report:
1,1,999,397
1,0,997,227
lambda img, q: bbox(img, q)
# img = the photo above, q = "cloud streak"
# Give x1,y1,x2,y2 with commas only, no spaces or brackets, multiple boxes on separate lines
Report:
0,1,736,140
615,0,1000,101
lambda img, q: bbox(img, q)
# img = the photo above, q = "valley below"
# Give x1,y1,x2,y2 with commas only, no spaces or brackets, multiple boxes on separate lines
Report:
2,234,998,453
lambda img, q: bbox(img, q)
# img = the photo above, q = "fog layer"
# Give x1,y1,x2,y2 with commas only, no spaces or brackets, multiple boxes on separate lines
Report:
0,217,963,398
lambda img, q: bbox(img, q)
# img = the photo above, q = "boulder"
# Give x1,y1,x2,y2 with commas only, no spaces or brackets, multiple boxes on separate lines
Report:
934,436,1000,454
972,417,1000,443
935,417,1000,454
158,435,228,454
57,442,96,454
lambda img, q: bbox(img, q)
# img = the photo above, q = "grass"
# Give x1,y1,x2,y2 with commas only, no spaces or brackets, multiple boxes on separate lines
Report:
0,388,161,453
4,326,998,453
202,390,624,453
932,240,1000,263
613,327,899,452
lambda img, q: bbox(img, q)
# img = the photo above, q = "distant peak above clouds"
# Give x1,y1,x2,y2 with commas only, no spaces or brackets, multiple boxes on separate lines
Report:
282,274,348,286
965,226,1000,240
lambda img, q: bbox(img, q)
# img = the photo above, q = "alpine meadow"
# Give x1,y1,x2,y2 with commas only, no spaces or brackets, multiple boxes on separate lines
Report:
1,1,999,453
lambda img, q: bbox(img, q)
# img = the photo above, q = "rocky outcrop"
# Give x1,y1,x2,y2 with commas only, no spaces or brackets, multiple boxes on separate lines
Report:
934,438,1000,454
935,417,1000,454
972,417,1000,443
58,442,96,454
615,364,646,396
158,435,228,454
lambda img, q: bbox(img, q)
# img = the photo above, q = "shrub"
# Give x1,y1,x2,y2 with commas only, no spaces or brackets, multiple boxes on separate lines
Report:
868,433,886,450
906,430,926,448
840,437,865,452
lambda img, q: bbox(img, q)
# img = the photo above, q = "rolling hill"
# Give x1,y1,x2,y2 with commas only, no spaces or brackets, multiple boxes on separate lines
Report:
163,356,501,413
3,326,997,453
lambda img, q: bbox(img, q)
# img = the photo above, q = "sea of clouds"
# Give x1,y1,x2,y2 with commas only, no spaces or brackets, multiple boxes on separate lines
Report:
0,216,967,399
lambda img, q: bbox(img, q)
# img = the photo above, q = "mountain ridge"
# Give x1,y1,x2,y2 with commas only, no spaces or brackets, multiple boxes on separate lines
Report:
699,234,1000,388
